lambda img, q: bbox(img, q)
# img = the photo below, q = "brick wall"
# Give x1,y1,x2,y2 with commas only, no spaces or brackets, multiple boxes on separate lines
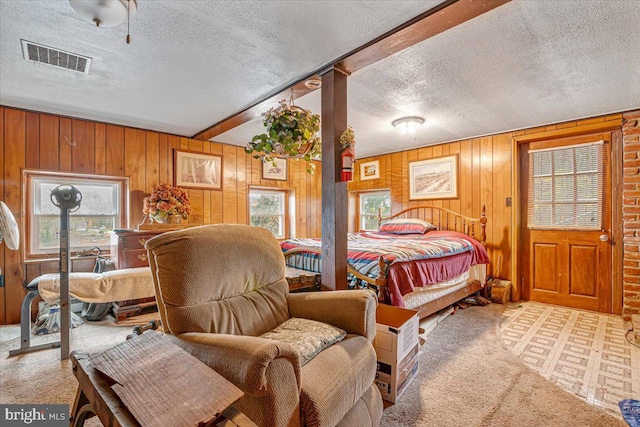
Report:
622,110,640,323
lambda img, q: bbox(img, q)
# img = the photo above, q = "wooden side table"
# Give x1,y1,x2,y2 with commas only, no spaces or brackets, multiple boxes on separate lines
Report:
70,333,257,427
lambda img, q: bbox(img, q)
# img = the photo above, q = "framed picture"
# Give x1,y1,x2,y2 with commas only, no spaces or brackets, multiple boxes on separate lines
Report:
262,158,288,181
360,160,380,181
174,149,223,190
409,154,459,200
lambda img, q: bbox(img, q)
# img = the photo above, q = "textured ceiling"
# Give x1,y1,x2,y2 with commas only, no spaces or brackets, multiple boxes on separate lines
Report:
0,0,440,136
216,1,640,158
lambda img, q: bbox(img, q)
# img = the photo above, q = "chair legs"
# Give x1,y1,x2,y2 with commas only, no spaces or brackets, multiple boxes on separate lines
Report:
8,290,61,357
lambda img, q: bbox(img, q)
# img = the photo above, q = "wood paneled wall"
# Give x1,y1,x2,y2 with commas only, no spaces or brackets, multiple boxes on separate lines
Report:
348,112,626,285
348,134,513,282
0,106,322,324
1,105,627,324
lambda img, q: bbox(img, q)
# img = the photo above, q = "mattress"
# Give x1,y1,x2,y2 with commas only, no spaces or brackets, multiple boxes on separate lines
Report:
402,264,487,310
37,267,156,304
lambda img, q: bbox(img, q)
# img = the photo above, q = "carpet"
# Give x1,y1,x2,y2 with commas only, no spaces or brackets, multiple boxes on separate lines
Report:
0,313,158,408
380,304,625,427
0,307,625,426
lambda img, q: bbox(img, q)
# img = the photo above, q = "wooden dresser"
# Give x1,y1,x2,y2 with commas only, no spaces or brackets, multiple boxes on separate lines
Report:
110,229,168,269
109,229,170,320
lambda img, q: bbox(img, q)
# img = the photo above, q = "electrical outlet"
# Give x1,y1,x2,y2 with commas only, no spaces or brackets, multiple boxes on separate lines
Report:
0,275,4,288
506,197,512,207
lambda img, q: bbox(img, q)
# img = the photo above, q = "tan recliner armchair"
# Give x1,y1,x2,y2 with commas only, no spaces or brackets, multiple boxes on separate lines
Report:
145,224,383,427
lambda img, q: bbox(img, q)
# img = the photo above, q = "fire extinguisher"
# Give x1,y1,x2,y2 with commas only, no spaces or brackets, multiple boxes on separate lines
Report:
342,144,355,182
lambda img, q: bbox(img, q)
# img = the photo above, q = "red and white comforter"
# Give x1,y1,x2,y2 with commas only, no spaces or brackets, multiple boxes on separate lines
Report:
281,230,490,307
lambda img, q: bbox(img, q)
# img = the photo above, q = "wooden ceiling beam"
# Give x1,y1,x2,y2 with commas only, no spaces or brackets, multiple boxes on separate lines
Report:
335,0,511,74
191,0,511,141
192,75,320,141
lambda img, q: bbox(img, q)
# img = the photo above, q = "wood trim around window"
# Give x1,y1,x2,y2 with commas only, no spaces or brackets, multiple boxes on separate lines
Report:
352,189,391,232
247,186,292,240
22,170,129,262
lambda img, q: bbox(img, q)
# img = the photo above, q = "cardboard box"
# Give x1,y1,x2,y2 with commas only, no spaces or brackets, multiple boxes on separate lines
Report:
374,304,420,402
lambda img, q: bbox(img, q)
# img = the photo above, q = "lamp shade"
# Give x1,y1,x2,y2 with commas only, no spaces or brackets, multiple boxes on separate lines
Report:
68,0,137,27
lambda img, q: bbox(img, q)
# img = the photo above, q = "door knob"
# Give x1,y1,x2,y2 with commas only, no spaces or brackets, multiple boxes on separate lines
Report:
599,234,609,242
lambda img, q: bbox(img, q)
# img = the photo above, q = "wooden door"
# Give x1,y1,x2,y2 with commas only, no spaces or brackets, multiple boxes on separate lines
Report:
521,133,612,313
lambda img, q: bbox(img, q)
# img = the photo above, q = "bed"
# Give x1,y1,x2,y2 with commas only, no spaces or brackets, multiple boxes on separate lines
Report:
282,205,489,319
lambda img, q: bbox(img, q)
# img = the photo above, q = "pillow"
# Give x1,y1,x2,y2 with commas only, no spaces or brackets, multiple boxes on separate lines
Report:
378,218,437,235
261,318,346,365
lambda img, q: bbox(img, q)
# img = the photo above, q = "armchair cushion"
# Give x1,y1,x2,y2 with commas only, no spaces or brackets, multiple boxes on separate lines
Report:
146,225,290,336
164,283,290,336
300,335,378,427
287,290,378,342
261,318,346,366
336,386,384,427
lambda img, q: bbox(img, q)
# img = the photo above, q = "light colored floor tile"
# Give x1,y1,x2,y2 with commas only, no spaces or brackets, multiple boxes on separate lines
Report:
500,301,640,419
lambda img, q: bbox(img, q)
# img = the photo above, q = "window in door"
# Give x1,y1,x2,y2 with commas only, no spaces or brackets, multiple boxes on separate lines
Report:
25,171,128,259
359,191,391,231
249,188,288,238
528,141,606,229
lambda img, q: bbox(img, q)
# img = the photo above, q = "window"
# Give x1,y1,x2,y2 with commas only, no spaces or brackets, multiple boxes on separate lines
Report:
528,141,606,229
359,191,391,231
25,171,127,258
249,189,287,238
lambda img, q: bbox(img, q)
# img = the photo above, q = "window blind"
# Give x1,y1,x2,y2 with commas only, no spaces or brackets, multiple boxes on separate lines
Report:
528,141,606,230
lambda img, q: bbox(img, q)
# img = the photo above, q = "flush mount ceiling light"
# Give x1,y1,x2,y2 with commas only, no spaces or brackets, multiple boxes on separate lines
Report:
68,0,137,43
392,116,425,133
304,78,322,89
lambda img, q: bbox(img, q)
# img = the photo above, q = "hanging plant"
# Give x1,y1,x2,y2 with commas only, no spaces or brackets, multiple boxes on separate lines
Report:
245,99,321,174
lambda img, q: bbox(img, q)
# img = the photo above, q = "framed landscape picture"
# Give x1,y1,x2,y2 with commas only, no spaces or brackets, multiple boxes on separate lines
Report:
262,158,288,181
360,160,380,181
409,154,459,200
174,149,223,190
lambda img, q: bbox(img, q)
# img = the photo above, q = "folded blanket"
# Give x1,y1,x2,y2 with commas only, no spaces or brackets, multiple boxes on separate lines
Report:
37,267,156,304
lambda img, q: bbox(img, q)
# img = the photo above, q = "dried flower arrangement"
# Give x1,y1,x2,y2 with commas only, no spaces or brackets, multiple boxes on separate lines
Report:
143,183,192,223
340,126,355,149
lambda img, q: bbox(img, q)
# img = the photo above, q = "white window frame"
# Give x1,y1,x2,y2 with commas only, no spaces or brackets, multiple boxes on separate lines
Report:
359,190,391,231
249,188,288,239
528,141,605,230
24,170,128,260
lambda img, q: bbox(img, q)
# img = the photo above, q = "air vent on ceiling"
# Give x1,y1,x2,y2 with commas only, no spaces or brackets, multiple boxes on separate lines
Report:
21,40,92,74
